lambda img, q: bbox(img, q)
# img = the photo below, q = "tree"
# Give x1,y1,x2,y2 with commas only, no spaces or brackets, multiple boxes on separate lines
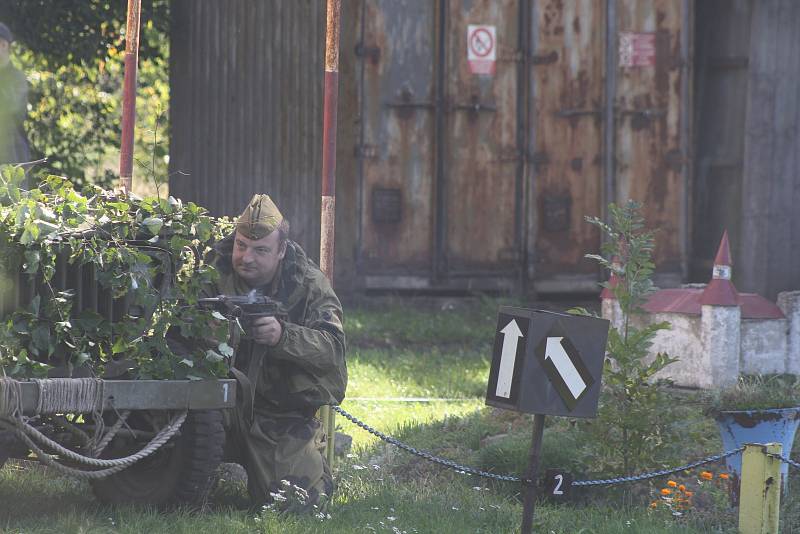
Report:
0,1,170,189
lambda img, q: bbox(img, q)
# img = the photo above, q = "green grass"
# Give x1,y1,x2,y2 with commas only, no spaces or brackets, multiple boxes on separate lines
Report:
0,296,794,533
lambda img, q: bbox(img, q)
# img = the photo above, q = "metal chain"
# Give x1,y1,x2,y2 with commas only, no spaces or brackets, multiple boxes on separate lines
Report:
772,454,800,471
573,447,744,486
331,405,522,482
332,405,743,488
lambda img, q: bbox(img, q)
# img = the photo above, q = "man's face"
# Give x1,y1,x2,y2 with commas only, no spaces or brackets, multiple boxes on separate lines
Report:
231,229,286,287
0,40,9,67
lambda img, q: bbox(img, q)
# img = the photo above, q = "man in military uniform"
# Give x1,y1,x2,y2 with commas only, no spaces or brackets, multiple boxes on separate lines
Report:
205,194,347,510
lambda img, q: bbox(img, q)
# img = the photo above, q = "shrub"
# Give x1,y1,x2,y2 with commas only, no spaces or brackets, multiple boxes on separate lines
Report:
0,165,231,379
574,201,682,475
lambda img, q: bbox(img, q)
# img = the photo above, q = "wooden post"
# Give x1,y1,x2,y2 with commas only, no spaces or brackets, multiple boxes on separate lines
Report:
739,442,782,534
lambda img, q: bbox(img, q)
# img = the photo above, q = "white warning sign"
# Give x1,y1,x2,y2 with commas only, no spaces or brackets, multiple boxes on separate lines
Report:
467,24,496,76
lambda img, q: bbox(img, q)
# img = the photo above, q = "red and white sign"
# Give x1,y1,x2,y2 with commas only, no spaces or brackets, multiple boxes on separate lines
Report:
467,24,496,76
619,32,656,68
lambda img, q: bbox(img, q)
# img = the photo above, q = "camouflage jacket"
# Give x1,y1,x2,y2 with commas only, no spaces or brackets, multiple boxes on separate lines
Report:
205,235,347,415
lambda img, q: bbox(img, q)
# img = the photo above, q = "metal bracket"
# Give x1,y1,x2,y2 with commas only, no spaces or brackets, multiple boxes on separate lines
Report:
354,42,381,63
530,50,559,65
385,100,435,110
452,96,497,114
555,108,603,118
619,108,666,119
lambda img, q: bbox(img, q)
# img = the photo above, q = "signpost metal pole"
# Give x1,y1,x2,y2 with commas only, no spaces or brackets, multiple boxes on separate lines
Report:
319,0,341,467
118,0,141,193
520,414,546,534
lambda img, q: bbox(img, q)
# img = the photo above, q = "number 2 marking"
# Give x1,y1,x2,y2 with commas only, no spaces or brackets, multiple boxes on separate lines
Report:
222,383,229,402
553,474,564,495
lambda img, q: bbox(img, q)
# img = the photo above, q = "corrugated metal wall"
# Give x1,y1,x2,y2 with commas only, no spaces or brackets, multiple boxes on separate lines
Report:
740,0,800,299
692,0,751,281
169,0,326,257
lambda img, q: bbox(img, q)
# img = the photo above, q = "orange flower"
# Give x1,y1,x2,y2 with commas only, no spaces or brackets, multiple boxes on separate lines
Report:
685,491,694,497
650,501,659,508
700,471,713,480
719,473,730,480
667,480,677,487
678,484,686,492
661,488,672,495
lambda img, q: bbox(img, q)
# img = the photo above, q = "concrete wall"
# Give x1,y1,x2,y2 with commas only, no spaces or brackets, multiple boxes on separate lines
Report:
600,290,800,389
740,319,788,375
778,291,800,374
649,312,706,388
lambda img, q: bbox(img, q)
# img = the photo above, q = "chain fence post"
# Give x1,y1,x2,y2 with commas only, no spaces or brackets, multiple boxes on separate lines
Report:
739,442,782,534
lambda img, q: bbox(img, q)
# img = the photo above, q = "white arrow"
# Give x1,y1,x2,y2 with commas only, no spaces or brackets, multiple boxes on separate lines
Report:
544,337,587,400
496,319,523,398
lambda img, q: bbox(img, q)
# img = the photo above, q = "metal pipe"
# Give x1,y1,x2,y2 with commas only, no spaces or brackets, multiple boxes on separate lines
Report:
320,0,341,469
433,0,447,282
603,0,617,248
118,0,142,193
516,0,531,294
680,0,692,282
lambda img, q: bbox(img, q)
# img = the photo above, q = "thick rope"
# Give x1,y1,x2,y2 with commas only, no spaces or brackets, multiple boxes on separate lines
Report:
0,377,188,479
8,410,186,468
91,410,131,457
32,378,105,415
0,378,23,418
8,423,157,479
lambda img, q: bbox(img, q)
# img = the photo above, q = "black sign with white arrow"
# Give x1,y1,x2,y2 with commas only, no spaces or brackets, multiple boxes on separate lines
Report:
535,321,595,411
485,308,609,534
486,307,609,417
486,312,530,408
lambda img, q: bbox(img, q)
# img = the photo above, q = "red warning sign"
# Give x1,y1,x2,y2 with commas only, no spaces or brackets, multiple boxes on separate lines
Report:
467,24,496,76
619,32,657,68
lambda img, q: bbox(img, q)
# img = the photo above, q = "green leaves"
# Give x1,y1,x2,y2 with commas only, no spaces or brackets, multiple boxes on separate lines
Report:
141,217,164,235
0,172,228,380
581,201,682,475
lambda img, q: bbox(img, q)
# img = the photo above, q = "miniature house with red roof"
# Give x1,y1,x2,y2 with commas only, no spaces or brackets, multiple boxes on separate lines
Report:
602,232,800,388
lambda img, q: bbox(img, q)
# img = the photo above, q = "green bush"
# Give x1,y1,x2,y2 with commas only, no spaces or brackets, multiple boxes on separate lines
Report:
575,201,683,475
1,3,170,189
0,165,231,379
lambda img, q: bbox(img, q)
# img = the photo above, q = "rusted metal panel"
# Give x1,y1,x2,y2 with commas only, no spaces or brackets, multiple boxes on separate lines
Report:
740,0,800,299
169,1,326,258
691,0,751,281
528,0,605,281
358,0,437,273
613,0,690,281
444,0,521,274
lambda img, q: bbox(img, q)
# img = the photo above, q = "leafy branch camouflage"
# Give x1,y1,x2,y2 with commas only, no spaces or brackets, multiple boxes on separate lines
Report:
0,164,233,380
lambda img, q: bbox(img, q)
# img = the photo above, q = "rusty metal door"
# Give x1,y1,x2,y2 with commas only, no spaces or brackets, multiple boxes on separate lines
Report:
612,0,691,286
528,0,606,292
441,0,523,283
357,0,525,290
356,0,438,287
356,0,691,292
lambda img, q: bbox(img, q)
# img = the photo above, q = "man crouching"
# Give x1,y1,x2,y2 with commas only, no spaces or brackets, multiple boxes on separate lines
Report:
205,194,347,511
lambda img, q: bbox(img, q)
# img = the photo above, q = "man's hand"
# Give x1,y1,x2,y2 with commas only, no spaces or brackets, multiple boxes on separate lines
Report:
249,316,283,346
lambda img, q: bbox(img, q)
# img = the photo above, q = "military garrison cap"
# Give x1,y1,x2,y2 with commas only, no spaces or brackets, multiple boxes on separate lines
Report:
236,194,284,240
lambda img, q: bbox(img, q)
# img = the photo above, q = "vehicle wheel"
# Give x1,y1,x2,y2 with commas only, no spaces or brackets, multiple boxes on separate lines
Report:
90,409,225,507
